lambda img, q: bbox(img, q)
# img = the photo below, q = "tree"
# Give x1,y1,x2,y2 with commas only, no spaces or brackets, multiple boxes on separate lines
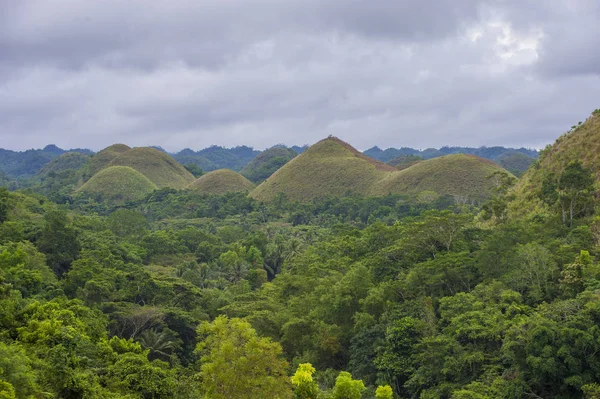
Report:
183,164,204,177
330,371,365,399
36,209,80,277
375,385,393,399
195,316,292,399
291,363,320,399
0,188,9,224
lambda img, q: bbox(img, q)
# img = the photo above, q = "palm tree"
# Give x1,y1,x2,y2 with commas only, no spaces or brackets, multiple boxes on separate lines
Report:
138,329,175,361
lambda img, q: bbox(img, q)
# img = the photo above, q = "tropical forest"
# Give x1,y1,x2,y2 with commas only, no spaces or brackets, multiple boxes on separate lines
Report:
2,110,600,399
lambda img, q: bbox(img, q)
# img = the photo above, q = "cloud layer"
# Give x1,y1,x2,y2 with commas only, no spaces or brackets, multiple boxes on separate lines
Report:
1,0,599,151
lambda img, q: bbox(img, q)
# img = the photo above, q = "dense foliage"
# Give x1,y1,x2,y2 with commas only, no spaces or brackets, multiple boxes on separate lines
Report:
1,153,600,399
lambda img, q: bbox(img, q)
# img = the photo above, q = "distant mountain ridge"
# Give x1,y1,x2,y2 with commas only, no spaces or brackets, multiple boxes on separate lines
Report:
364,145,538,162
0,142,538,181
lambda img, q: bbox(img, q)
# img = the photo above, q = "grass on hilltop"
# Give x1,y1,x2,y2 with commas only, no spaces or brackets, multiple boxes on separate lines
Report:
77,166,157,203
371,154,509,202
86,144,131,177
252,137,511,203
187,169,254,194
108,147,195,189
251,137,397,202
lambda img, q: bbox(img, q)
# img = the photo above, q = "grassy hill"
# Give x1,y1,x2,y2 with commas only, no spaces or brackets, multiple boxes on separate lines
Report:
252,137,511,203
38,152,89,176
77,166,157,203
371,154,509,202
86,144,131,176
388,154,423,170
108,147,195,189
509,110,600,215
251,137,397,202
187,169,254,194
241,147,297,183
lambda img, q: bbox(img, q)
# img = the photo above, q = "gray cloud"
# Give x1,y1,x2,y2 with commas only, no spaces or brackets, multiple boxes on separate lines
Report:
0,0,598,151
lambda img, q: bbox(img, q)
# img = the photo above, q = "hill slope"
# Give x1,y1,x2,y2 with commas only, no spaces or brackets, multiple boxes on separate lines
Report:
371,154,509,201
241,147,297,183
38,152,89,176
251,137,396,202
86,144,131,176
108,147,195,189
77,166,157,203
509,110,600,215
187,169,255,194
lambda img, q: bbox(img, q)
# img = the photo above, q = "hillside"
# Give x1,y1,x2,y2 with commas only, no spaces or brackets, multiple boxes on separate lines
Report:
241,146,297,183
38,152,89,176
371,154,509,201
387,154,423,170
108,147,195,189
251,137,397,202
187,169,255,194
77,166,157,202
86,144,131,176
498,152,535,176
364,145,538,165
0,145,92,178
173,145,260,172
510,110,600,214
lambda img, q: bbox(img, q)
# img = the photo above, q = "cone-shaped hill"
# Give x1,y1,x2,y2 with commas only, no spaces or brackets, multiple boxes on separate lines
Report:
251,137,397,202
87,144,131,176
77,166,157,203
241,146,298,183
371,154,509,201
252,137,512,202
108,147,195,189
187,169,254,194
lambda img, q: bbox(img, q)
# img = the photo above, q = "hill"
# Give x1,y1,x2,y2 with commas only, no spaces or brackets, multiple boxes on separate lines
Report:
509,110,600,216
388,154,423,170
251,137,397,202
0,145,93,178
77,166,157,203
187,169,254,194
364,145,538,166
108,147,195,189
38,152,90,176
498,152,535,176
371,154,509,202
241,146,297,183
173,145,260,172
86,144,131,176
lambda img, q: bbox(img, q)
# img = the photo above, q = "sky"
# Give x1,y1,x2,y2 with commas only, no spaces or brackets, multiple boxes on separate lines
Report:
1,0,599,152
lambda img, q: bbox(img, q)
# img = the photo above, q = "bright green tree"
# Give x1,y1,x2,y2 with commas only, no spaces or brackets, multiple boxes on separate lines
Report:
330,371,365,399
375,385,393,399
291,363,320,399
195,316,292,399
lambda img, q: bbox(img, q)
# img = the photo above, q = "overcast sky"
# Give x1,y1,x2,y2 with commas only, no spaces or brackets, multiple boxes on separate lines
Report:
1,0,599,152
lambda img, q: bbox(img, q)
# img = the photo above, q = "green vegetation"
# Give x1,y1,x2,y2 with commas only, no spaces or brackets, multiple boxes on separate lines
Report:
498,152,535,176
108,147,195,189
252,137,396,202
187,169,254,195
241,146,297,183
38,152,90,176
387,154,423,170
3,115,600,398
253,139,510,204
77,166,157,203
372,154,510,203
86,143,131,177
